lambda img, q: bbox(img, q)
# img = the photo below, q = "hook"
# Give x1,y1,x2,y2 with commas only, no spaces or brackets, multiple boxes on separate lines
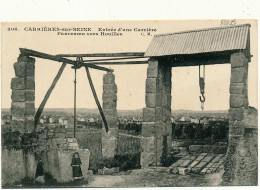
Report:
199,93,206,103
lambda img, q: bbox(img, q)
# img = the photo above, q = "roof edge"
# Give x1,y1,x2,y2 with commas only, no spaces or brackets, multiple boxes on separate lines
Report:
154,23,251,37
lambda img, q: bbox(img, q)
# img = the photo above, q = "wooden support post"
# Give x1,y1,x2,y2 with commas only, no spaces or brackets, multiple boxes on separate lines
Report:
34,63,67,127
85,67,109,132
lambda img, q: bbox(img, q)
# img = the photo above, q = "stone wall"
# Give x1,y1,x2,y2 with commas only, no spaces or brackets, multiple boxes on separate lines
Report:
1,148,37,186
11,55,35,133
3,55,91,186
42,149,90,183
222,52,258,186
102,71,118,158
141,58,172,167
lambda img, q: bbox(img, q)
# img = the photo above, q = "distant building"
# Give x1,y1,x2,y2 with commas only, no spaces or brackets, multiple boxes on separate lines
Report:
191,118,200,124
87,118,95,122
49,117,55,124
179,116,191,122
200,117,209,125
77,117,85,122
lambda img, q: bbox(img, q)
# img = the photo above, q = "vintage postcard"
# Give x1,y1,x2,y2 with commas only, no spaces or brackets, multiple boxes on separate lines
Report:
1,20,258,188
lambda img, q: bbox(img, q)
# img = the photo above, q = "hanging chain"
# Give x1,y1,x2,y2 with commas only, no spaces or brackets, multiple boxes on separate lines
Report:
199,65,206,110
72,57,83,138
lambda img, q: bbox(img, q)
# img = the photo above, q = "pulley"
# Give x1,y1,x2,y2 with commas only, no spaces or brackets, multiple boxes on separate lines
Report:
199,65,206,110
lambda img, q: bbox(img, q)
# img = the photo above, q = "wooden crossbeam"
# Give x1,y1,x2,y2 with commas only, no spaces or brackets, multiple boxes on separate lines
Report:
57,52,145,57
19,48,113,72
83,56,146,63
93,60,148,65
34,63,67,127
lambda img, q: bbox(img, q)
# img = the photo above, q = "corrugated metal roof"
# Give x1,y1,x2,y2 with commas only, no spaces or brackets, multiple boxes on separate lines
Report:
145,24,250,57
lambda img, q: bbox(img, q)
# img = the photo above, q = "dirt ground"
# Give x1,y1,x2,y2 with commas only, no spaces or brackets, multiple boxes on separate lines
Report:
86,167,224,187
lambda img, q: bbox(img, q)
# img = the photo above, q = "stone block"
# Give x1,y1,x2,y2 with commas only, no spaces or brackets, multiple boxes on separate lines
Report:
141,122,156,137
14,62,27,77
162,107,171,122
230,52,248,68
179,159,192,167
102,92,117,101
141,152,155,167
243,96,249,108
164,80,172,94
103,83,117,93
189,160,200,168
202,155,214,162
231,67,246,83
147,59,159,78
211,155,223,163
145,93,161,108
102,137,117,149
25,102,35,116
141,136,155,152
17,55,35,63
143,108,156,122
26,60,35,77
155,107,163,121
102,138,117,158
103,101,116,109
103,108,117,116
169,167,179,174
146,78,159,93
195,161,208,170
11,102,25,117
102,128,118,138
178,167,188,175
11,90,26,102
230,94,244,108
25,90,35,101
11,77,25,89
161,94,171,107
106,118,118,128
154,121,165,138
103,73,115,84
165,122,172,136
229,121,245,135
230,83,245,94
25,77,35,90
229,108,244,121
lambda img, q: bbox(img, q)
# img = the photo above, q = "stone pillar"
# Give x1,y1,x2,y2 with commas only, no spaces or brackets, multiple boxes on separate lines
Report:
222,52,257,185
11,55,35,133
101,71,118,158
141,58,172,167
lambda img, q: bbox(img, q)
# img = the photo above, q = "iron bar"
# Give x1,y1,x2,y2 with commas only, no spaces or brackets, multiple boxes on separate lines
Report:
19,48,113,72
85,67,109,132
57,52,145,57
82,56,145,63
34,63,67,127
93,61,148,65
74,68,77,138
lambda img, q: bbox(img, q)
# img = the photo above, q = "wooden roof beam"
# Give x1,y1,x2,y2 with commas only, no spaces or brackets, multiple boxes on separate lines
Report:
19,48,113,72
56,52,145,57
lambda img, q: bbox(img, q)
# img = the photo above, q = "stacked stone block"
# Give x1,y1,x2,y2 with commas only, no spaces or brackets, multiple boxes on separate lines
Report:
102,71,118,158
222,52,257,185
11,55,35,133
141,58,172,167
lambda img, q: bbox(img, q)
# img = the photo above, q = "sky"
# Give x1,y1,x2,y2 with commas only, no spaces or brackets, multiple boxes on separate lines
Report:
1,20,258,111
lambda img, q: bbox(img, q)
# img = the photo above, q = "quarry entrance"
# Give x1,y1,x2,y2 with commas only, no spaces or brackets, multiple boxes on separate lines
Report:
4,23,257,186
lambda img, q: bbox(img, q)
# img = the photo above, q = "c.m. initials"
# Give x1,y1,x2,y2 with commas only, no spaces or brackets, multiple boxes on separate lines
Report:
221,19,236,26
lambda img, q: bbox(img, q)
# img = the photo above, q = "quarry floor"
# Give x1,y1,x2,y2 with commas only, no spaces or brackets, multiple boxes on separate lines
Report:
86,167,224,187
